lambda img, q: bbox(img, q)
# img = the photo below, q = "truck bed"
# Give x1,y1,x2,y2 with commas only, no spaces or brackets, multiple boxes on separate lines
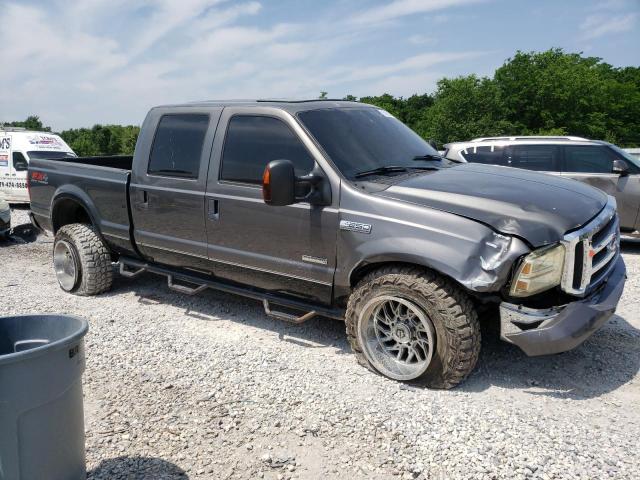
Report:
51,155,133,170
29,156,135,254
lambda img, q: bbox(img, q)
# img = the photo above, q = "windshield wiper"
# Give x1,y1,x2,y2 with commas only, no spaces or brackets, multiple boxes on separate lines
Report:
412,154,442,161
354,166,409,178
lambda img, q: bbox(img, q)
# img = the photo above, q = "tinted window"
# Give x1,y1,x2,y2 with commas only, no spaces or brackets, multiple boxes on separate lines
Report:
507,145,558,171
148,114,209,178
297,108,444,179
27,151,76,160
221,116,314,184
12,152,28,171
563,145,613,173
461,145,506,165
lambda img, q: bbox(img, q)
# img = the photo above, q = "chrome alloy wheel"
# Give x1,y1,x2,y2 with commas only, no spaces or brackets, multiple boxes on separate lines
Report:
53,240,79,291
357,295,436,380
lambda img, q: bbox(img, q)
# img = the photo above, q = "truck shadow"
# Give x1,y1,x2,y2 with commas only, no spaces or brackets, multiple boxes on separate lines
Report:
87,455,189,479
107,272,352,355
460,313,640,399
107,272,639,398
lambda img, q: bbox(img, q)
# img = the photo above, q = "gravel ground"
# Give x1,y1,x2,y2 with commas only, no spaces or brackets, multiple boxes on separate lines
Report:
1,206,639,480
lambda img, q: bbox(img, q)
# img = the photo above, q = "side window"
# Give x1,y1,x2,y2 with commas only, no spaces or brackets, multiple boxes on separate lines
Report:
12,152,28,171
563,145,613,174
148,114,209,178
507,145,558,171
461,145,506,165
221,115,315,185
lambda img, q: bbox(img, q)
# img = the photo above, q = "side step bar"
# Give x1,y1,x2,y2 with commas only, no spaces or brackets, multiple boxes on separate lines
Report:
117,256,343,321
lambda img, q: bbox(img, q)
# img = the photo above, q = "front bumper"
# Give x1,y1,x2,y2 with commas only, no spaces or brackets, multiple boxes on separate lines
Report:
500,256,626,356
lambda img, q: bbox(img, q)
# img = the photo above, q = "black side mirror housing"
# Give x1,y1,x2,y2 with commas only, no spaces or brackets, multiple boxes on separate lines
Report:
262,160,332,207
263,159,296,206
612,159,629,176
13,159,28,171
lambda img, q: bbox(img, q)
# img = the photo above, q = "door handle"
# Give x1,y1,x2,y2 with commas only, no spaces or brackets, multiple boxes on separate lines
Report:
208,198,219,221
139,190,149,209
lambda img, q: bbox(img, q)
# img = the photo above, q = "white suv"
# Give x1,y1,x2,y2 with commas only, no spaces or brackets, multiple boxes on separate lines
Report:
444,136,640,237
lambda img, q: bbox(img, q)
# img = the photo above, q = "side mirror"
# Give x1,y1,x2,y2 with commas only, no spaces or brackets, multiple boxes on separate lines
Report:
13,158,28,171
428,139,438,150
612,159,629,176
263,159,295,206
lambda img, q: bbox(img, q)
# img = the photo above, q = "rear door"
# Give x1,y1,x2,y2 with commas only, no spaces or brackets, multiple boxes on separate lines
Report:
204,107,339,305
561,144,640,231
130,108,222,270
0,134,11,199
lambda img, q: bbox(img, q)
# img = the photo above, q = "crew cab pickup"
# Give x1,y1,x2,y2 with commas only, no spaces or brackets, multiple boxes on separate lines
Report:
28,100,626,388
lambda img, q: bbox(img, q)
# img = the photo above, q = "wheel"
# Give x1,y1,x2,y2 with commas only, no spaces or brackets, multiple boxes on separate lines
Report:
345,266,480,389
53,223,113,296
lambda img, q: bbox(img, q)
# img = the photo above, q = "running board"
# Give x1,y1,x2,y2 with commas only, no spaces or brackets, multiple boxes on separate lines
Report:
117,256,344,320
262,299,317,324
167,276,208,296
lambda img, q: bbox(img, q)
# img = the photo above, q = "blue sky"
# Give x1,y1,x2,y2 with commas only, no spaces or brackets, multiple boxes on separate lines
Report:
1,0,638,130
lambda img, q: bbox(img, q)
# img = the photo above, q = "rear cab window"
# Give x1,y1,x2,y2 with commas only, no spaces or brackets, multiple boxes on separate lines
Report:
220,115,314,185
148,114,209,178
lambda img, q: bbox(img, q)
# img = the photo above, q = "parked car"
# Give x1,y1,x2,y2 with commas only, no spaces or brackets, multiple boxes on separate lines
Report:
443,136,640,238
0,194,10,236
0,127,76,204
28,101,626,388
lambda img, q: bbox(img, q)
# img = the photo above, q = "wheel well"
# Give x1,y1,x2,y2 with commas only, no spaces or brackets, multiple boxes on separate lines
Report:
52,198,92,233
350,261,426,287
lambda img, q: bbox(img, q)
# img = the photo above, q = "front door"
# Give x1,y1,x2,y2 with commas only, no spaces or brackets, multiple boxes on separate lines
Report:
205,108,339,305
130,109,221,269
561,144,640,231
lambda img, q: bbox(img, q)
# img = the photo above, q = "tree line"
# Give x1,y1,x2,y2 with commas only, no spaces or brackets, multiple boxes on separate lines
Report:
3,49,639,155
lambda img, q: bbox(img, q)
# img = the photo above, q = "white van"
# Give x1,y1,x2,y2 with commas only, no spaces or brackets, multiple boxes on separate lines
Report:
0,127,76,203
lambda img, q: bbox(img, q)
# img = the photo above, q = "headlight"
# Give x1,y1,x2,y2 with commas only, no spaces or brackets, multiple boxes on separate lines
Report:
510,244,565,297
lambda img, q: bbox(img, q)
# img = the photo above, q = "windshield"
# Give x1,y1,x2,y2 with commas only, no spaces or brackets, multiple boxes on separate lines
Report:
297,107,446,179
27,151,77,160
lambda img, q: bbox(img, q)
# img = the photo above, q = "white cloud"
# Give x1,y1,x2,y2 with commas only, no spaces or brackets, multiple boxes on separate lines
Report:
0,0,489,129
352,0,483,24
580,12,638,40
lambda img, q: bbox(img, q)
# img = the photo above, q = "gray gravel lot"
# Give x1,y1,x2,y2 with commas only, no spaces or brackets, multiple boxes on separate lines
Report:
1,207,639,480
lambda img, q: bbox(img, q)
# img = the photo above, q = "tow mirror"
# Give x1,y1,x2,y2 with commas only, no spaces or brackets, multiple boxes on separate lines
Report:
13,158,28,172
612,159,629,176
263,159,296,206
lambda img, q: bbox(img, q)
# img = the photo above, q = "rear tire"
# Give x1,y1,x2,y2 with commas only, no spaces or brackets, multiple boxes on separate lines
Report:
345,266,480,389
53,223,113,296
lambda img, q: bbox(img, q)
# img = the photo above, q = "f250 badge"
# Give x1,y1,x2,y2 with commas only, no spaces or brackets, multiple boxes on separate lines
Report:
340,220,372,234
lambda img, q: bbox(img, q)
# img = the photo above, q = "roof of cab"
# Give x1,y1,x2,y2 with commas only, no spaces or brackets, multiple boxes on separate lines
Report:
153,99,373,113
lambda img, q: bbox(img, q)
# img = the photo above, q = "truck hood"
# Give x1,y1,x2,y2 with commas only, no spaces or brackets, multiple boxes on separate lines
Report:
374,163,607,247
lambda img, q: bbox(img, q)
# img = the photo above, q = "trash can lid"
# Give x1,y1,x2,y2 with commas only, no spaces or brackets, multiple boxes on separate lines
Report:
0,314,89,365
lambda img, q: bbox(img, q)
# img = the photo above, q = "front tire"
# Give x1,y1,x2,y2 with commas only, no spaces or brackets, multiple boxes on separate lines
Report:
53,224,113,296
345,266,480,389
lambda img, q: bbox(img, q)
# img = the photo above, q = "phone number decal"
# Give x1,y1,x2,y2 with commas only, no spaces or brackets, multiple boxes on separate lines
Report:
0,180,27,189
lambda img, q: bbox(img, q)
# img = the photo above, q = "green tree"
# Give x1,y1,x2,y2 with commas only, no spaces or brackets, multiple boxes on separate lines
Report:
2,115,51,132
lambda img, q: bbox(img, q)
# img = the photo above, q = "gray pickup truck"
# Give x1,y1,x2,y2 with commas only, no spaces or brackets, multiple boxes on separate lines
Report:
28,100,626,388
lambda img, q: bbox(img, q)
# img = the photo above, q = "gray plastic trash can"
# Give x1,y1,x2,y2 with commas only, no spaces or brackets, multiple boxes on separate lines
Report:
0,314,88,480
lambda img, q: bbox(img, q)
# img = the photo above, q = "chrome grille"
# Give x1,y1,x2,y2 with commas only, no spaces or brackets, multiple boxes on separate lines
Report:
560,197,620,296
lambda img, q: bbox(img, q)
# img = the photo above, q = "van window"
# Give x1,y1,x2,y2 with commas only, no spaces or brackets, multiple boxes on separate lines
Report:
220,115,314,185
461,146,506,165
563,145,613,173
148,114,209,178
507,145,559,171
